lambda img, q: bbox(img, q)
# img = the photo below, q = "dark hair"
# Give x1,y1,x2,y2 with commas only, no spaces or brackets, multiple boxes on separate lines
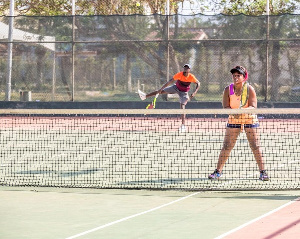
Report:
230,66,248,80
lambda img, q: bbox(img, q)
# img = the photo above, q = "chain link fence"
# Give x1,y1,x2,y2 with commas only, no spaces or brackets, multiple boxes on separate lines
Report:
0,14,299,102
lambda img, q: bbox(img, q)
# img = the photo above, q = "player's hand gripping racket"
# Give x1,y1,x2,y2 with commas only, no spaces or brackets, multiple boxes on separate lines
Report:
240,82,249,108
146,93,159,109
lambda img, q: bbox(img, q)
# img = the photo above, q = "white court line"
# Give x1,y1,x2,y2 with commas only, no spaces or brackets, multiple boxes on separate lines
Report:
214,197,300,239
65,191,200,239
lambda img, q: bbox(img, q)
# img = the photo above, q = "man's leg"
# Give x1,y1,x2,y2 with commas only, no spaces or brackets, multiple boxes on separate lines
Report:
180,103,185,125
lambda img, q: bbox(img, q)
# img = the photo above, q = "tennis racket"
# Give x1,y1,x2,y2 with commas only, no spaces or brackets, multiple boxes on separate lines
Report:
240,82,249,108
146,93,159,109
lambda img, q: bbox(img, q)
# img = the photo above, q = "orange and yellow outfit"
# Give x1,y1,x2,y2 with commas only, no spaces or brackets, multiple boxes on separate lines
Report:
227,83,259,128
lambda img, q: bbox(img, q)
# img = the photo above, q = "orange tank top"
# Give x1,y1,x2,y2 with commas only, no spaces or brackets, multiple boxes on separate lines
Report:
227,83,258,125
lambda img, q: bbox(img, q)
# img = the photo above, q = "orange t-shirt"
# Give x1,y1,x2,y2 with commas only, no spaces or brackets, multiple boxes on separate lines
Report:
173,72,198,92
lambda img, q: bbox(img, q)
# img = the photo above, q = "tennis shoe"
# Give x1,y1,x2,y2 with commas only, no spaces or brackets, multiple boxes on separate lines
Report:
208,169,222,179
179,124,186,132
138,90,146,101
259,170,269,181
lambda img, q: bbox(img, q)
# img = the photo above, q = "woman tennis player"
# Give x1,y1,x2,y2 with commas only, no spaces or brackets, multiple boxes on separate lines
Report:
208,65,269,181
138,64,200,131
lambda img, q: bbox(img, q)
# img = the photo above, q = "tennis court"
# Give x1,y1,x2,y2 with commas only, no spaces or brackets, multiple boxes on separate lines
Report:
0,108,299,238
0,187,299,239
0,108,299,190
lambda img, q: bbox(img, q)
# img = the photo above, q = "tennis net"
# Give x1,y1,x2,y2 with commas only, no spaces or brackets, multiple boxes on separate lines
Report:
0,108,299,190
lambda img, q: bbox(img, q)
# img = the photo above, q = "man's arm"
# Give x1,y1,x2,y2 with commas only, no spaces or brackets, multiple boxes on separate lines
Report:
190,79,200,99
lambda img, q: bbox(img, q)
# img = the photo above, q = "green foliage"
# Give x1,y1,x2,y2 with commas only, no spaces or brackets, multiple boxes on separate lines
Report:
219,0,297,15
16,0,72,16
0,0,298,16
0,0,184,16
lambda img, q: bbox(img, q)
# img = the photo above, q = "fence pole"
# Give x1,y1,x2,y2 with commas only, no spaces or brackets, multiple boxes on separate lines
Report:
6,0,14,101
52,53,56,101
265,0,270,102
71,0,76,101
166,0,170,82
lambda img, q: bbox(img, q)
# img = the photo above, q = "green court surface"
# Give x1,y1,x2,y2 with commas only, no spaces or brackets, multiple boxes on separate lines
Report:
0,187,299,239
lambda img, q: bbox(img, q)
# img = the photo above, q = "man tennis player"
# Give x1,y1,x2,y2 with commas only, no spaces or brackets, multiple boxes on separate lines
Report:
138,64,200,131
208,65,269,181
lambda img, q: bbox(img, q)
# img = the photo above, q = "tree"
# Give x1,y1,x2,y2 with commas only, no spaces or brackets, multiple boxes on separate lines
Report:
208,0,299,101
207,0,298,15
0,0,183,16
0,1,189,98
1,0,299,101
